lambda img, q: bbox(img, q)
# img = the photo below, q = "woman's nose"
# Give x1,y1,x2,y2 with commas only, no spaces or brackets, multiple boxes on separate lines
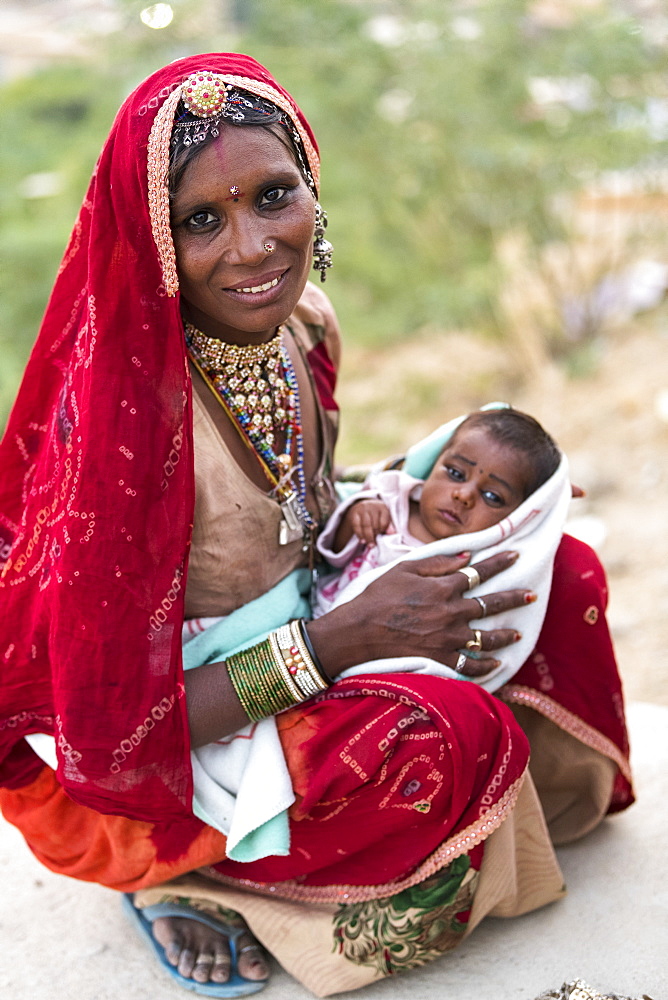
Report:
224,210,270,266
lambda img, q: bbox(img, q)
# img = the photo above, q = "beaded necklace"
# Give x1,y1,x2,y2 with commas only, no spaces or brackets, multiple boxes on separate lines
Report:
185,322,316,543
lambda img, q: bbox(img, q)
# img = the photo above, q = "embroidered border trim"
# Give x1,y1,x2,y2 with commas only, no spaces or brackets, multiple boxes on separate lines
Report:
147,87,182,296
500,684,632,785
215,75,320,192
201,772,525,904
146,73,321,298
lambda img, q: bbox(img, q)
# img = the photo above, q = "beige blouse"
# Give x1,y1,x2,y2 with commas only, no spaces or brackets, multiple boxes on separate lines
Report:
184,282,340,619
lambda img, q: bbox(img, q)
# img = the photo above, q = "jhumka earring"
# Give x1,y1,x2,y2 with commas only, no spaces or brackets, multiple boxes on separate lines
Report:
313,203,333,282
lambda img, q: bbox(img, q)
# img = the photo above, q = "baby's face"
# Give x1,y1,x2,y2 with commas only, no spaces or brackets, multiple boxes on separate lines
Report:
417,425,532,541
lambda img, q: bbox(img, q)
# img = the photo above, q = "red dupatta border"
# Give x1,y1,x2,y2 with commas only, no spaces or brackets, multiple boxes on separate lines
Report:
200,776,525,905
500,684,633,786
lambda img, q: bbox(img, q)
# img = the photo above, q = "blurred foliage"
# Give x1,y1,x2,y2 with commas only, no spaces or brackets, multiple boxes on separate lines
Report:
1,0,667,425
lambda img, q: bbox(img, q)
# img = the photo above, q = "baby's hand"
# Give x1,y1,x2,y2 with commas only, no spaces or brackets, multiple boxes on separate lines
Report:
347,499,394,547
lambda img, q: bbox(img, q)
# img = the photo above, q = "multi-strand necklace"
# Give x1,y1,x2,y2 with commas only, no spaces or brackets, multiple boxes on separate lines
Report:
185,322,315,545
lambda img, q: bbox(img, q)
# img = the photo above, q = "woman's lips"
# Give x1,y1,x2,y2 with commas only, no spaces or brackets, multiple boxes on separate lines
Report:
223,268,286,301
236,276,280,294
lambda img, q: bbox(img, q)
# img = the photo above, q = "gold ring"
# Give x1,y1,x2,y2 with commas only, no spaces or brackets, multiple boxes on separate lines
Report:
466,629,483,653
458,565,481,590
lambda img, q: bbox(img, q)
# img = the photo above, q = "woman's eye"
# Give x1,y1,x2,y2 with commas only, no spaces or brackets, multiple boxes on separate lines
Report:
187,210,217,229
259,186,288,207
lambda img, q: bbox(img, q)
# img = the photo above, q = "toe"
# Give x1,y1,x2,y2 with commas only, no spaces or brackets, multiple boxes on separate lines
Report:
164,940,182,967
192,953,215,984
149,912,269,986
210,948,233,984
237,936,269,982
152,916,182,967
177,947,197,979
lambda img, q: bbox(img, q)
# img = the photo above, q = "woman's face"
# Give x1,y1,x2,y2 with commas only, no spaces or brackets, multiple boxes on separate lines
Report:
171,124,316,344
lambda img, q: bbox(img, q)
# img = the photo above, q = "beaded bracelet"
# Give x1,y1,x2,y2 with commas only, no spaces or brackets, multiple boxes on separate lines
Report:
288,620,330,692
273,623,328,698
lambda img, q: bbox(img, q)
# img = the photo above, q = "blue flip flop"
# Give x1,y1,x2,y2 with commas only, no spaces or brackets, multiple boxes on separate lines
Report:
122,893,268,997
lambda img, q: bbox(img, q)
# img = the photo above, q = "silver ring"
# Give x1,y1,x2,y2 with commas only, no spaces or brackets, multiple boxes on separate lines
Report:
458,565,481,591
455,652,467,673
472,595,487,617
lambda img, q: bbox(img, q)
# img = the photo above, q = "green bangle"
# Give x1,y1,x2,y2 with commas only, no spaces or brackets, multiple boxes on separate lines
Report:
227,638,302,721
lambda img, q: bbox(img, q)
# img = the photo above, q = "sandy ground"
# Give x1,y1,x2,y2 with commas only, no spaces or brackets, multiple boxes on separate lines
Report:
1,701,666,999
336,307,668,707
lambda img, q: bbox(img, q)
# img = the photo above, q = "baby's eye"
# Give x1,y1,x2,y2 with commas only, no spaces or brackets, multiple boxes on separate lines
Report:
186,210,217,229
259,186,288,207
445,465,464,481
482,490,505,507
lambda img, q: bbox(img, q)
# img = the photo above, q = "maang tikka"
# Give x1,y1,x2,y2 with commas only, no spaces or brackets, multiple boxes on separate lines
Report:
313,203,333,282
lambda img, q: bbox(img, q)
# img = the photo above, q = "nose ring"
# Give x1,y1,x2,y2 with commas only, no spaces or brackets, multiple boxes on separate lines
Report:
263,242,275,254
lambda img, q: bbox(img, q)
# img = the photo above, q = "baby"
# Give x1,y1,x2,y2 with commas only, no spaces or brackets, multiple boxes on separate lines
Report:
314,405,571,691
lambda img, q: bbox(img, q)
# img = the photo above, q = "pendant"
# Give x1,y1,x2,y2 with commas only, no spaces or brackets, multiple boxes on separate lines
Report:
278,490,309,545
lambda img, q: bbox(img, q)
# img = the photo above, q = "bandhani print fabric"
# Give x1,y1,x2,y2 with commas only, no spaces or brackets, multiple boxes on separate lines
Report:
0,53,322,820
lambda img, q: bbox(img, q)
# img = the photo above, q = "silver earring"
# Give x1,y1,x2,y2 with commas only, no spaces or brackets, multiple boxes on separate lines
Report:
313,203,333,282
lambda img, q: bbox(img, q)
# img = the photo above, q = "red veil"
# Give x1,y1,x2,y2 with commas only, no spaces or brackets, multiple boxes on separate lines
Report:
0,55,321,821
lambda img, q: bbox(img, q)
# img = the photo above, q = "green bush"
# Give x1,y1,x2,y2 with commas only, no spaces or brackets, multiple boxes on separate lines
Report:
1,0,665,424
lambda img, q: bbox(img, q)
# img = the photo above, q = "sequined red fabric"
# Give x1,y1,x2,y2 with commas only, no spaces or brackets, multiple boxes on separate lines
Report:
503,533,633,811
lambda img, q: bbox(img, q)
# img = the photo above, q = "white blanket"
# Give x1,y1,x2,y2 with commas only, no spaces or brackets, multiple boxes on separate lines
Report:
315,408,571,692
181,568,312,861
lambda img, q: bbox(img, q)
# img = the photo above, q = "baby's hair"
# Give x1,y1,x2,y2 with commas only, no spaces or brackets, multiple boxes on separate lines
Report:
452,408,561,500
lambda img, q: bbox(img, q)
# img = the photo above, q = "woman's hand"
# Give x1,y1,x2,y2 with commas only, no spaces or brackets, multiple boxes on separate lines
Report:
307,550,533,679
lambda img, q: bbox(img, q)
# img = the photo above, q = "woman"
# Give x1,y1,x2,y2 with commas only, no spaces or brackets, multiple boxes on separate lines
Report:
0,54,632,998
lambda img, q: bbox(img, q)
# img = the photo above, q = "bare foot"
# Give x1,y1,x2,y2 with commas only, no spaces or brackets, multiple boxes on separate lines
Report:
152,915,269,985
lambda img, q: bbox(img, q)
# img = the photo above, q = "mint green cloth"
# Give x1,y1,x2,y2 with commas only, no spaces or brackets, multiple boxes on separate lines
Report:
182,568,311,862
182,568,312,668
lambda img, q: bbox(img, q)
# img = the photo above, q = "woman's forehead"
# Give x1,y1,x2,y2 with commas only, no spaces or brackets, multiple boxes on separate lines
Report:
172,126,305,203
